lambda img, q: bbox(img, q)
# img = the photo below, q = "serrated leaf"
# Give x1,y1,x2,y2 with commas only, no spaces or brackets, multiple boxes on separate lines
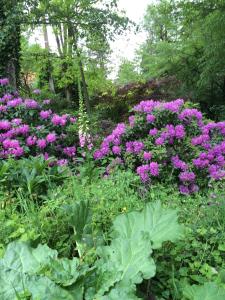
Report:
183,282,225,300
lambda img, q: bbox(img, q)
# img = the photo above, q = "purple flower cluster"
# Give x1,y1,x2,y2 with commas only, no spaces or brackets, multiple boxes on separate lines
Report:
126,141,144,154
136,162,159,182
0,78,9,86
94,98,225,194
155,124,186,145
0,83,79,163
93,123,126,160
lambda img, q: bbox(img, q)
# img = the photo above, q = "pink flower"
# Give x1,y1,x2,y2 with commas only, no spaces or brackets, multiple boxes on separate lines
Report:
46,133,57,143
149,162,159,176
63,146,76,157
37,139,47,149
26,136,37,146
143,152,152,161
146,114,156,123
40,110,52,119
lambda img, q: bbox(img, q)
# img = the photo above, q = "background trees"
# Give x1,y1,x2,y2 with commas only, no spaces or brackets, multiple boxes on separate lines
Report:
139,0,225,117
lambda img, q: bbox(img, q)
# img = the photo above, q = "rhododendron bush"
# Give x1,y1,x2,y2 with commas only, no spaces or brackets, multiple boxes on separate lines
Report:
94,99,225,194
0,80,79,166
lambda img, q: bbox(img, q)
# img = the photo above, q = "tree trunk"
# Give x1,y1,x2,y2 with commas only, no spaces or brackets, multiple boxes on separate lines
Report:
68,25,91,114
43,20,55,93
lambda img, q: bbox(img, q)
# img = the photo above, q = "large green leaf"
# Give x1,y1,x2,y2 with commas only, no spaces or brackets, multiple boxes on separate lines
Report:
183,282,225,300
112,201,183,249
0,241,83,300
94,201,183,298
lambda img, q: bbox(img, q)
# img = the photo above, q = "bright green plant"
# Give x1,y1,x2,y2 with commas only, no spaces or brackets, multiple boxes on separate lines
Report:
0,201,183,300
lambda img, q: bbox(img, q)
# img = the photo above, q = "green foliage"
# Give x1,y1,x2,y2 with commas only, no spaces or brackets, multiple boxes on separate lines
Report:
0,156,69,204
0,0,22,86
0,241,86,300
183,282,225,300
139,0,225,115
116,59,141,86
0,201,183,300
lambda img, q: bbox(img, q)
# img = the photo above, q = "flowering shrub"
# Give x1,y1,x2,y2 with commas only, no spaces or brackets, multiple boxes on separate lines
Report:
0,80,79,166
94,99,225,194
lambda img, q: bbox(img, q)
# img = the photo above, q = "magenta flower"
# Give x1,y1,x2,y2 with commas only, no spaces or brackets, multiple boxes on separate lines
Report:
26,136,37,146
179,185,190,195
0,78,9,86
24,99,39,109
149,162,159,176
93,150,104,160
129,115,135,127
63,146,76,157
43,99,51,105
143,152,152,161
11,118,22,126
112,146,121,155
37,139,47,149
137,164,150,182
70,117,77,123
149,128,158,136
179,171,196,182
46,133,57,143
2,139,20,149
146,114,156,123
7,98,23,108
57,159,68,166
0,120,11,131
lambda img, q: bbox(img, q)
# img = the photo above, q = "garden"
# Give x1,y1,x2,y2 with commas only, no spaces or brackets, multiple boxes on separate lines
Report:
0,0,225,299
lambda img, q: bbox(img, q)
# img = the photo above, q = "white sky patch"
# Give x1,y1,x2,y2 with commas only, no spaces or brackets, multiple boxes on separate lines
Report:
29,0,152,79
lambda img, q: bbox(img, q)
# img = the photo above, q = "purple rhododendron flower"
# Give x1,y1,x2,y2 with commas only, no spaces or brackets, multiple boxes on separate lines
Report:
2,139,20,149
46,133,57,143
179,171,196,182
63,146,76,157
129,115,135,127
7,98,23,108
93,150,104,160
40,110,52,119
24,99,39,109
143,151,152,161
179,185,190,195
57,159,68,166
171,155,188,171
11,118,22,126
163,99,184,113
0,78,9,86
149,162,159,176
155,137,164,146
52,114,67,126
137,164,150,182
26,136,37,146
146,114,156,123
149,128,158,136
70,117,77,123
43,99,51,105
112,146,121,155
37,139,47,149
0,120,11,131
